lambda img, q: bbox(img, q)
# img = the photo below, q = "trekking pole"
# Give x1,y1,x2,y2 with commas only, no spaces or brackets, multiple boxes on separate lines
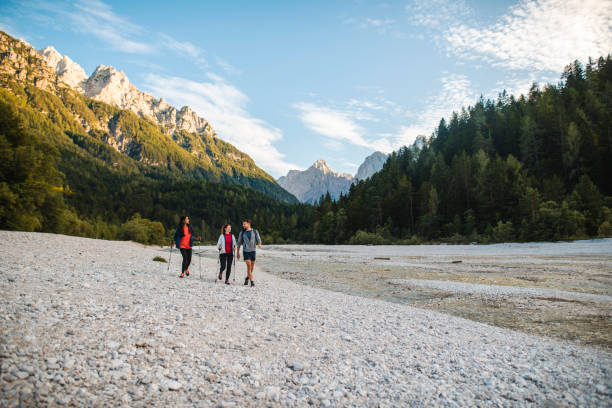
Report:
198,241,202,280
167,241,173,273
216,254,220,284
233,253,236,282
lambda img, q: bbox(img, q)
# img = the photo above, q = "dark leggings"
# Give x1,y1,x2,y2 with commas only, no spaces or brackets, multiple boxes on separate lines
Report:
180,248,192,273
219,253,234,281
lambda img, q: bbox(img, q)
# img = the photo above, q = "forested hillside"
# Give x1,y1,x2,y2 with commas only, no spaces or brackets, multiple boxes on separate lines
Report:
0,31,296,204
306,57,612,244
0,97,312,244
2,31,610,246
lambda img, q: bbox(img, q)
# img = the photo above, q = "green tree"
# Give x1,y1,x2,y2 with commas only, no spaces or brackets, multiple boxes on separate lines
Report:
0,100,66,231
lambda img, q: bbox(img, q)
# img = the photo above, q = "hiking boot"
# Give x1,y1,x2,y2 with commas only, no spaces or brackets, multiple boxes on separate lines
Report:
179,273,185,278
218,272,223,280
244,277,249,286
185,269,190,276
225,280,230,285
250,281,255,287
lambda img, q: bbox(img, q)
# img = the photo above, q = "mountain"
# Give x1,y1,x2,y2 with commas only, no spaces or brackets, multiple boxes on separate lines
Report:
355,151,389,181
277,153,388,203
277,159,353,204
38,46,87,89
37,46,215,137
0,31,296,203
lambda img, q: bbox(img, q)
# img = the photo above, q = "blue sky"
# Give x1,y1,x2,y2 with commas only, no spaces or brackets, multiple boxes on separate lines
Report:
2,0,611,177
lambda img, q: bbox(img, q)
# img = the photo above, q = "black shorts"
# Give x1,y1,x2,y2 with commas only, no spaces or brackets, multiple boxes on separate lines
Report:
243,251,256,261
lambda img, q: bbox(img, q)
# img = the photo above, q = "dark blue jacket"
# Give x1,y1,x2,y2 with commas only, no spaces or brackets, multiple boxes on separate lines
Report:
174,225,195,249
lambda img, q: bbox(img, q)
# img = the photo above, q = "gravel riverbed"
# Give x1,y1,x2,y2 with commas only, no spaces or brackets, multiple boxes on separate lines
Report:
1,231,610,407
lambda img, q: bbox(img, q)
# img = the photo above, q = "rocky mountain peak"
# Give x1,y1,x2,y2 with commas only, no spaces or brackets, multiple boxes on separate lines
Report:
35,45,214,137
355,151,389,181
38,46,62,67
37,46,87,89
312,159,332,173
82,64,132,106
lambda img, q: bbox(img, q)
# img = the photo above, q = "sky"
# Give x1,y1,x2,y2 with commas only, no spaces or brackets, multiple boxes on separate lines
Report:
2,0,611,177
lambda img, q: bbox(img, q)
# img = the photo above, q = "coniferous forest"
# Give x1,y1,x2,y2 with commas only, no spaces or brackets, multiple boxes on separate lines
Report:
1,55,611,245
309,57,612,244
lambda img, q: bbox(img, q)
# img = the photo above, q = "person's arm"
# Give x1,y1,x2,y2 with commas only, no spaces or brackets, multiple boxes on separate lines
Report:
236,232,242,258
172,230,178,248
256,229,262,248
217,235,223,251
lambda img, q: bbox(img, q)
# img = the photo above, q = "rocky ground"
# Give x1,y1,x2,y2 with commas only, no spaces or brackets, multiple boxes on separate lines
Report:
261,241,612,348
1,232,611,407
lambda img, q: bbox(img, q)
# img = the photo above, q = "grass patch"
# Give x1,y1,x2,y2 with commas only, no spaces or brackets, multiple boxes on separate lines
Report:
153,256,167,263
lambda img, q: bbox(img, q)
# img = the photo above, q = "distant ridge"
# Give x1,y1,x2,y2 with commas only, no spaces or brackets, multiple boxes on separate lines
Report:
277,152,388,203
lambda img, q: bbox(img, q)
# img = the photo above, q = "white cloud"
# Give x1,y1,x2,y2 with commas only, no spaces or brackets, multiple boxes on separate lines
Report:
294,103,366,145
69,0,153,53
346,99,385,111
393,73,477,147
360,17,394,29
16,0,153,53
294,72,480,154
492,72,558,99
215,56,241,75
159,33,204,62
343,160,359,169
343,16,395,34
293,102,392,152
444,0,612,72
144,73,297,177
405,0,473,29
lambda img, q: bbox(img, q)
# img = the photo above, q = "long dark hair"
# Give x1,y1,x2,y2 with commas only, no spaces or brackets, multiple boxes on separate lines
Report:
177,215,193,236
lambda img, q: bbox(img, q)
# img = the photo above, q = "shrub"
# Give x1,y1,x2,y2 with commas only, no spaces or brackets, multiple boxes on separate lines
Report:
153,256,167,263
119,214,165,245
491,220,515,243
396,235,421,245
348,230,388,245
598,221,612,237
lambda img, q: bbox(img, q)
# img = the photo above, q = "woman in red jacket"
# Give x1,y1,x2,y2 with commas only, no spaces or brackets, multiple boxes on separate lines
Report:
172,216,201,278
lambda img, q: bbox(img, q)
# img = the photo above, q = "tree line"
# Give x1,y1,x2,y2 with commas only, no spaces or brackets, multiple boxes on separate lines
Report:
1,56,611,245
305,57,612,244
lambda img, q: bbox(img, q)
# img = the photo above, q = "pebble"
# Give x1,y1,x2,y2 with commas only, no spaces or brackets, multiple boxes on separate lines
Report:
0,231,609,407
164,379,182,391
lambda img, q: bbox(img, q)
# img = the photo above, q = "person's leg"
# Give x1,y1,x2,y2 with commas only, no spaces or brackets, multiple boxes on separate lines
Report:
244,260,252,285
226,254,233,282
219,254,227,280
250,261,255,285
180,248,188,276
247,260,254,282
185,249,192,275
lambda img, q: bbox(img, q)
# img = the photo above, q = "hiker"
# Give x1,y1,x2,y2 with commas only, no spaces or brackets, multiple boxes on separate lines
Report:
172,216,201,278
236,219,262,287
216,224,237,285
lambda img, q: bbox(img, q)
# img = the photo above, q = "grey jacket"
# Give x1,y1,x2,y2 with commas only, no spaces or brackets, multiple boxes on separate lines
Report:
216,234,237,254
237,229,261,252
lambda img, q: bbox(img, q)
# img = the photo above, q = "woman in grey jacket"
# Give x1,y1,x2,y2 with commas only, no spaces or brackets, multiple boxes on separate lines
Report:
216,224,237,284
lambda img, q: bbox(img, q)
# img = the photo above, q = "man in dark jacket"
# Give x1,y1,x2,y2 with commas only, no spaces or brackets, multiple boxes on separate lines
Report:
236,219,262,287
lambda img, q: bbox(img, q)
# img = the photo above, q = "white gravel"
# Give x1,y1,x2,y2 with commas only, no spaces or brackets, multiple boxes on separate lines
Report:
1,231,610,407
392,279,612,303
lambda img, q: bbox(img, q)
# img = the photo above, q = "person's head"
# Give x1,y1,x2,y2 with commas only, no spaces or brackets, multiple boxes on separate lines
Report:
179,215,189,227
221,224,231,234
242,219,251,230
